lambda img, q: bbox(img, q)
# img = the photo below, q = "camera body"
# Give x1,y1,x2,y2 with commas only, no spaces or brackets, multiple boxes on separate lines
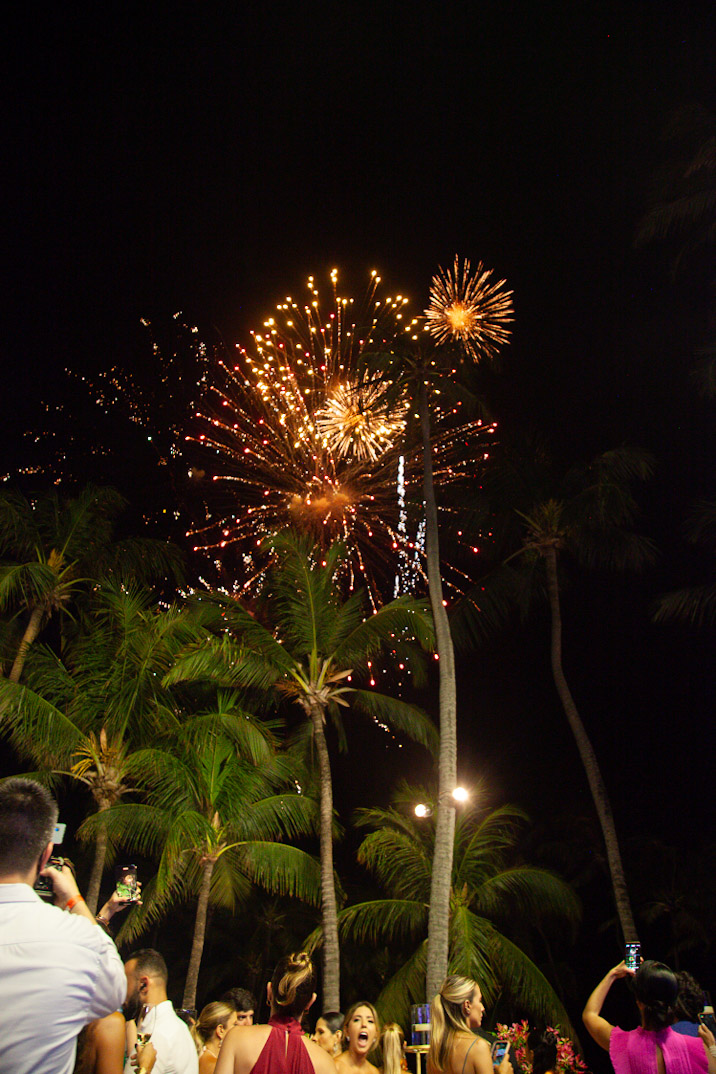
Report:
33,856,66,901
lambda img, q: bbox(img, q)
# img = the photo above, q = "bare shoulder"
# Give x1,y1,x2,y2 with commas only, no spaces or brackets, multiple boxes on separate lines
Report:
305,1038,340,1074
449,1034,492,1074
93,1011,126,1044
215,1024,272,1074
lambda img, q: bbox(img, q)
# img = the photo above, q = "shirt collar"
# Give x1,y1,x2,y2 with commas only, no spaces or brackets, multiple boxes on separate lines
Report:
0,882,43,903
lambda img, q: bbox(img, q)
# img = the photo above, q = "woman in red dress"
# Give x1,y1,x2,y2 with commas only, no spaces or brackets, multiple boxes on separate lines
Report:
215,952,336,1074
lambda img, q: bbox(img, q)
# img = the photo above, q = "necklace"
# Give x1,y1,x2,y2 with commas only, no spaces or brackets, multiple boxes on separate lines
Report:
203,1043,220,1058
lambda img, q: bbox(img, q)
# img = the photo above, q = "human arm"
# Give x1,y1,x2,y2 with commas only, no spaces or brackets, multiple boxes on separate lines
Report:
583,962,633,1051
89,1012,126,1074
97,882,142,928
698,1024,716,1074
43,861,97,924
131,1040,157,1073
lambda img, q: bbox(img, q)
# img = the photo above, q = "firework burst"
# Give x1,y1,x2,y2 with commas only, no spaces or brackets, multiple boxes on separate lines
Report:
186,269,497,602
425,255,514,360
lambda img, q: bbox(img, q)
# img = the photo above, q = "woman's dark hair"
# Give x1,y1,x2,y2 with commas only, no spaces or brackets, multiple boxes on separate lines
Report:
319,1011,345,1034
674,971,702,1023
270,952,316,1017
527,1028,558,1074
633,960,678,1030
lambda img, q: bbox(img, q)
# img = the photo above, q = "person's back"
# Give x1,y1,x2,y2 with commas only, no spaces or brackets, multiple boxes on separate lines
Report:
215,952,335,1074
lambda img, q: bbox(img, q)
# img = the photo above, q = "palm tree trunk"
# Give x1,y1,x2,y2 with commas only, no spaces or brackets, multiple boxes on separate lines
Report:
183,857,216,1009
9,605,45,682
419,382,458,1001
545,546,638,942
310,703,341,1011
85,799,111,915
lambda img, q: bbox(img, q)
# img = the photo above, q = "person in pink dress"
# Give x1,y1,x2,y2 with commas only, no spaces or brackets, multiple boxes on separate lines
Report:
583,959,716,1074
215,952,336,1074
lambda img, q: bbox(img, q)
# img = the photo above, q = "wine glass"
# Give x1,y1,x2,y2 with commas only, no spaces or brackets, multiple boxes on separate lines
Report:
136,1003,157,1049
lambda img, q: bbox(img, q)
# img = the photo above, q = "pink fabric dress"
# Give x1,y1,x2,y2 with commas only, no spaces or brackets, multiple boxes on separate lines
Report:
610,1026,708,1074
252,1015,315,1074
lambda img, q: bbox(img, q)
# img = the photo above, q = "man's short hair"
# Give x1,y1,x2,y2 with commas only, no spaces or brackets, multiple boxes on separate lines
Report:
126,948,169,983
0,778,58,876
221,987,257,1013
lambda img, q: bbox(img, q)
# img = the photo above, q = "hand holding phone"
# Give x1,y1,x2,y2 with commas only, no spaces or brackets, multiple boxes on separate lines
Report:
625,942,641,972
115,864,139,903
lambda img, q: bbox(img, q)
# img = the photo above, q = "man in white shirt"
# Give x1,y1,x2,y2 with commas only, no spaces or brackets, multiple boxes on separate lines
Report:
0,777,127,1074
124,948,199,1074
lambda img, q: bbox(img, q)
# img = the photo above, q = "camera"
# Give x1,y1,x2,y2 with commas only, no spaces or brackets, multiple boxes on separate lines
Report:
33,856,66,901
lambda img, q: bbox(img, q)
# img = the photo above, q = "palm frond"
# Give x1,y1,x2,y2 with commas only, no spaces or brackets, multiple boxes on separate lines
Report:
232,842,321,905
349,689,437,753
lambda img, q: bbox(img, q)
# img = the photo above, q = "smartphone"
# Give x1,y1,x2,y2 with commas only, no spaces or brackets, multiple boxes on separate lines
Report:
491,1040,509,1064
699,1010,716,1036
115,864,139,902
625,942,641,972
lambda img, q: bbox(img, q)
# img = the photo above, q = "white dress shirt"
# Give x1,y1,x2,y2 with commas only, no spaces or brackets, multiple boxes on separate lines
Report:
0,882,126,1074
125,1000,199,1074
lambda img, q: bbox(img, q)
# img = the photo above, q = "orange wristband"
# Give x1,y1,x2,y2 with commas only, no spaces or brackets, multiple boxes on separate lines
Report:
65,895,84,911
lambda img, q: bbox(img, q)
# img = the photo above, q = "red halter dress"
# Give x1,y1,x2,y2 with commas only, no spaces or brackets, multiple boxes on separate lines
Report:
252,1015,315,1074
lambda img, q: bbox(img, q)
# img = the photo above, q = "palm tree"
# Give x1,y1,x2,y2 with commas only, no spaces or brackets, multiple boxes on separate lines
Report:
654,499,716,627
166,532,436,1010
0,581,206,911
456,441,656,943
0,485,183,682
83,712,322,1009
361,256,513,999
310,785,580,1034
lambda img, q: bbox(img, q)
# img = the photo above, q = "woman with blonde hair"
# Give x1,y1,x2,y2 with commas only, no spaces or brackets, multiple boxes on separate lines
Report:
380,1023,407,1074
428,975,513,1074
215,952,336,1074
336,1002,381,1074
191,1001,239,1072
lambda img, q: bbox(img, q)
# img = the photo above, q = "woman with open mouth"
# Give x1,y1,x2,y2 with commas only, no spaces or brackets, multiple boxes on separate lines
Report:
336,1002,381,1074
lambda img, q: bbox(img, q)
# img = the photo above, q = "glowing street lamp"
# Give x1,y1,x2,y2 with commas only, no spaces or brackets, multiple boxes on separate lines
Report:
414,785,470,818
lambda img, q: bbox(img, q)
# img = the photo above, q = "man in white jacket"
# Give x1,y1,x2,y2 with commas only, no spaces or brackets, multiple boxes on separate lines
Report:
0,778,127,1074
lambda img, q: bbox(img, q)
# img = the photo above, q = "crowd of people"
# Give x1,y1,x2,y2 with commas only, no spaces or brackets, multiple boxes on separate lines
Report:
1,778,715,1074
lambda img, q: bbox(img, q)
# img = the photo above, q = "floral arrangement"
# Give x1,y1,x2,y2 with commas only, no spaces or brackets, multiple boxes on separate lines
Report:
494,1021,589,1074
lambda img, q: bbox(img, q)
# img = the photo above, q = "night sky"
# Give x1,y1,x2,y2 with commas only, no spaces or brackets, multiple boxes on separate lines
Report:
3,0,715,1018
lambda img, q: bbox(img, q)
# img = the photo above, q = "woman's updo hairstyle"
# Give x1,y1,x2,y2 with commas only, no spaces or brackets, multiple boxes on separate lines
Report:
429,975,479,1073
190,1001,236,1052
271,951,316,1017
633,960,678,1030
527,1028,558,1074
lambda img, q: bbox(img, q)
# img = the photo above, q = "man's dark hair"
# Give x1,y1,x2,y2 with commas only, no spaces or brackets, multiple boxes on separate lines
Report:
0,778,58,876
127,948,169,983
222,987,257,1013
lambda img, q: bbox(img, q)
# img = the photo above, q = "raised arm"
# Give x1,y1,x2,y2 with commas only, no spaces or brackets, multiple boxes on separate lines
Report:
583,962,633,1051
698,1024,716,1074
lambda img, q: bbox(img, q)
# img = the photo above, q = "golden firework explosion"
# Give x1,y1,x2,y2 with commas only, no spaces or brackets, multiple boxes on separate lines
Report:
316,381,408,462
425,255,514,360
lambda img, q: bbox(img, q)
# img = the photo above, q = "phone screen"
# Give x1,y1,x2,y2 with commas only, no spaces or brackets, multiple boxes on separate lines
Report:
625,942,641,971
491,1041,508,1063
115,864,138,901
